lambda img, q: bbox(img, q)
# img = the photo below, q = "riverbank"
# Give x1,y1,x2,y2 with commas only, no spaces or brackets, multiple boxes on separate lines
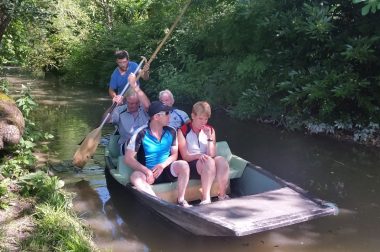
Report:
0,169,98,251
0,186,35,251
254,117,380,149
0,77,98,251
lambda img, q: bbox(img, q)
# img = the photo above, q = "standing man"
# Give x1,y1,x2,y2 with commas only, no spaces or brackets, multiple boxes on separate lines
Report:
159,89,190,130
125,101,191,207
108,50,150,105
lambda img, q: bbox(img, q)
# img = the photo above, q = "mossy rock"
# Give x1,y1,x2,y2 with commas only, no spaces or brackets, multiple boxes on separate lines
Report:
0,93,14,102
0,92,25,149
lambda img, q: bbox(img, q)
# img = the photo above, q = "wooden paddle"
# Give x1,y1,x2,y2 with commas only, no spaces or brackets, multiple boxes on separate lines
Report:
72,0,192,168
72,58,146,168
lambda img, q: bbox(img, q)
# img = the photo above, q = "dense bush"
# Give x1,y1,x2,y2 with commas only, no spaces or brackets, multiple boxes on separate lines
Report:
1,0,380,140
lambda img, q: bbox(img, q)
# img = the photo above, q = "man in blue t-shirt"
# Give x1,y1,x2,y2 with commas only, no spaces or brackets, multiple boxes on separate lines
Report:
108,50,150,105
125,101,191,207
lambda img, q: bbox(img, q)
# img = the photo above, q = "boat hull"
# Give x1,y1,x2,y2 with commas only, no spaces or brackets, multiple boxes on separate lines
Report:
104,140,338,236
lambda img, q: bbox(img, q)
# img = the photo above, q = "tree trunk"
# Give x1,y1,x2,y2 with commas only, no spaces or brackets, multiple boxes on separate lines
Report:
95,0,113,30
0,11,12,44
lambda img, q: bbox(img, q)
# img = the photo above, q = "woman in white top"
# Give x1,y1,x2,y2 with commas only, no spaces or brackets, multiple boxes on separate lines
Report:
177,101,230,204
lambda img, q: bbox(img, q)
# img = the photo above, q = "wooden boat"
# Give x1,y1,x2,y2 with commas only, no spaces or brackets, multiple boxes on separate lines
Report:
104,134,338,237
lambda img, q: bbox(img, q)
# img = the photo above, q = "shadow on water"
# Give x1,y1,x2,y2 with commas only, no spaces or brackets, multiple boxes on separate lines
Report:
6,73,380,251
106,184,194,251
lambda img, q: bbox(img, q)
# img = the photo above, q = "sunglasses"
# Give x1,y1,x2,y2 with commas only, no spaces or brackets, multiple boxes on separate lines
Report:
156,111,170,116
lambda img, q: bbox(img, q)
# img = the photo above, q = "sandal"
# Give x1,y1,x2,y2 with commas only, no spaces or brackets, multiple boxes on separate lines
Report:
177,200,192,208
199,199,211,205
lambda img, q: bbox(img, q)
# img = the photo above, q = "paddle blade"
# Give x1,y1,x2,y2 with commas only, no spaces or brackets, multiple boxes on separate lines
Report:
72,127,101,168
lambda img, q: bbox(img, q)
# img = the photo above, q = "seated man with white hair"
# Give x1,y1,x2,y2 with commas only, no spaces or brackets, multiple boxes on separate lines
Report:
159,89,190,130
106,74,150,154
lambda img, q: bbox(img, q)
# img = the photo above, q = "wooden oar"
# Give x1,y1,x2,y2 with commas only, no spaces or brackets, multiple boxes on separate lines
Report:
72,58,146,168
72,0,192,168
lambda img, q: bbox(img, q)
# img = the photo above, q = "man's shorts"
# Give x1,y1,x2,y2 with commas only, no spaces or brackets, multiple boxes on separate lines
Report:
153,165,178,184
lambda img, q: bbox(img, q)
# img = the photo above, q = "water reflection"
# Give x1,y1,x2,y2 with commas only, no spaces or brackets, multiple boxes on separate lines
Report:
6,73,380,251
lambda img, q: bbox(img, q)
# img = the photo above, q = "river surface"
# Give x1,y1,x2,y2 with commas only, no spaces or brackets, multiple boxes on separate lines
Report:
5,73,380,252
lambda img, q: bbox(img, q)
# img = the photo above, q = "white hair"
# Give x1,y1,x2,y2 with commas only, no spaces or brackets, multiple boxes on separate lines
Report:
159,89,175,104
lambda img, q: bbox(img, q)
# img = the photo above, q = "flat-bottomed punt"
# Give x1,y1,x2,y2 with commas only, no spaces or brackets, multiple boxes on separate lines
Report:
105,134,338,236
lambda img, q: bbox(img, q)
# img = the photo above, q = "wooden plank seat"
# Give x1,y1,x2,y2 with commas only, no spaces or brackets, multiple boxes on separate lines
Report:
106,135,247,203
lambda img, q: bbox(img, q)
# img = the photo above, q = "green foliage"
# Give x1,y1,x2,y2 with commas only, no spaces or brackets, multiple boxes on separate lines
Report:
0,0,55,20
0,147,35,178
353,122,379,141
0,0,89,76
26,0,90,75
2,0,380,141
353,0,380,15
0,0,57,62
0,180,8,209
306,120,379,144
0,78,10,94
0,21,30,65
233,84,277,120
0,182,6,198
15,85,37,117
225,0,380,131
341,36,379,63
17,171,68,206
296,3,334,42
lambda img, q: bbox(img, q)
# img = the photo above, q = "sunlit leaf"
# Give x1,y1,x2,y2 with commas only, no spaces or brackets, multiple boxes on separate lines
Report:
362,4,371,15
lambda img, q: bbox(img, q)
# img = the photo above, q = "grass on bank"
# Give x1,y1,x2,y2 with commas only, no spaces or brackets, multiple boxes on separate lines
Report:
0,169,98,252
23,203,96,251
17,171,98,251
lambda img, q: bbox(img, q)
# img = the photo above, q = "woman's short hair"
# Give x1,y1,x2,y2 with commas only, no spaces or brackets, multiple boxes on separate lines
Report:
192,101,211,118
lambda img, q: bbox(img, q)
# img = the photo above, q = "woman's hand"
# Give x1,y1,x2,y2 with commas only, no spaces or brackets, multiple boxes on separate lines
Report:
202,126,212,139
199,154,210,163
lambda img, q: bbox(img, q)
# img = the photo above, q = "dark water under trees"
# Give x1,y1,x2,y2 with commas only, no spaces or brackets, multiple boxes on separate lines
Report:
9,74,380,252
